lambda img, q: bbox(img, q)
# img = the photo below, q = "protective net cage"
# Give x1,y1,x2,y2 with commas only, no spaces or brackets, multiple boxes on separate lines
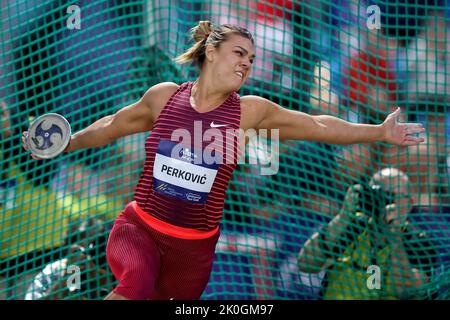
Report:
1,0,449,300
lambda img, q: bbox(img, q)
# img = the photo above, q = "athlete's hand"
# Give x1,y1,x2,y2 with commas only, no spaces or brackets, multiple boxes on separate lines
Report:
22,131,42,160
382,107,426,146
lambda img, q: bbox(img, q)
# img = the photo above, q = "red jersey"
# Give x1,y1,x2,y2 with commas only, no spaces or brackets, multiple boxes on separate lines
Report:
133,82,242,232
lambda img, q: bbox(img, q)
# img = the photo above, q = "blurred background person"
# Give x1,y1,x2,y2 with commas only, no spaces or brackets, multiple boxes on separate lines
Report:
379,135,447,206
342,25,399,124
407,9,450,153
24,218,114,300
272,139,340,299
298,168,439,299
0,99,68,298
310,61,340,117
338,23,400,189
0,99,121,299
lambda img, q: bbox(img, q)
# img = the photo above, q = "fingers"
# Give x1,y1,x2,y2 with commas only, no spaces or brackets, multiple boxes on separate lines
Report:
390,107,401,118
22,131,29,150
346,184,361,199
401,137,425,146
344,184,361,212
403,134,425,141
398,123,426,147
404,122,425,128
22,131,42,160
403,123,426,135
385,203,396,216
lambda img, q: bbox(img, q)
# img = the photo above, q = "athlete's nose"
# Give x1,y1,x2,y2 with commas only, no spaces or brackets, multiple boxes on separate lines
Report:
240,60,250,70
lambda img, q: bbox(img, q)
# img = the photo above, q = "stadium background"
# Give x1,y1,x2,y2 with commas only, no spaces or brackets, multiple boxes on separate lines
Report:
0,0,449,299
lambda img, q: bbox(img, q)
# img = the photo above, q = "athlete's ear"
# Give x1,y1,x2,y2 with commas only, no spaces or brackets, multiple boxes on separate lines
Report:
205,44,215,63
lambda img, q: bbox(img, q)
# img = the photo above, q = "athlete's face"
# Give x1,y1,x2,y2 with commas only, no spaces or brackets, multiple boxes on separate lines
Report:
206,34,255,91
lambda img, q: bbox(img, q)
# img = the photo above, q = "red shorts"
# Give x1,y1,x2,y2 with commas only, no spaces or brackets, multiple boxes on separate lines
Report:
106,201,220,300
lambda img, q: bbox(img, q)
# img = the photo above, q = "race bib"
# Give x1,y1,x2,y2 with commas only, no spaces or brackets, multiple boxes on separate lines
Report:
153,139,219,203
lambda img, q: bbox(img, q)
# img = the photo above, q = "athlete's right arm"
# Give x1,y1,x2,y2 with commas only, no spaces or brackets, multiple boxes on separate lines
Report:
66,82,179,152
22,82,179,156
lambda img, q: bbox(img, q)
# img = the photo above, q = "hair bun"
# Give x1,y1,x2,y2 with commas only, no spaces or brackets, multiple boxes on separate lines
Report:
192,21,213,42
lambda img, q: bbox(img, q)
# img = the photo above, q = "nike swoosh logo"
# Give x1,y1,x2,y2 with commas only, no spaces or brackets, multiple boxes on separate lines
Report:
210,122,228,128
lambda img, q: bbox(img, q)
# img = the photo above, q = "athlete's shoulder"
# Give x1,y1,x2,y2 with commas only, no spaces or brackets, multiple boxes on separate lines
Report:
239,95,272,130
141,82,180,107
240,95,275,114
144,82,180,98
240,95,266,106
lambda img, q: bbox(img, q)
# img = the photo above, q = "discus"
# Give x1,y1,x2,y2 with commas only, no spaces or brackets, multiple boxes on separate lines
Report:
26,113,71,159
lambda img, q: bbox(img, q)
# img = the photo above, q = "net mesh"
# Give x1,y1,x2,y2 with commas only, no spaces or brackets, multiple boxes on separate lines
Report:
1,0,449,300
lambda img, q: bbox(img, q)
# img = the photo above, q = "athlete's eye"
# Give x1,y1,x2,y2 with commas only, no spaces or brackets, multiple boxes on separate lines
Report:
235,50,243,56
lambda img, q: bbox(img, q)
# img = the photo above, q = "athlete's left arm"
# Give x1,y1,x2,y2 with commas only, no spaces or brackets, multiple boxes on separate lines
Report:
241,95,425,146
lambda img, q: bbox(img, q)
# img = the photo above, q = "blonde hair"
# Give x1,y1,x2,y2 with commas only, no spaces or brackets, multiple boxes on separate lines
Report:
174,21,254,68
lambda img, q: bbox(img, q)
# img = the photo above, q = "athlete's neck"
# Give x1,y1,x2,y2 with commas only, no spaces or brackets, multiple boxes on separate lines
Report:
190,79,231,113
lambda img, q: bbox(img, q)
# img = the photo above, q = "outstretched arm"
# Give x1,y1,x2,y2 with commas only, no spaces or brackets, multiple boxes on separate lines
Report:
23,82,179,158
241,95,425,146
66,82,178,152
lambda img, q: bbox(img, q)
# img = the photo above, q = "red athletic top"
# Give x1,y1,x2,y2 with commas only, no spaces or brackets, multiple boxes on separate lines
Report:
133,82,242,233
